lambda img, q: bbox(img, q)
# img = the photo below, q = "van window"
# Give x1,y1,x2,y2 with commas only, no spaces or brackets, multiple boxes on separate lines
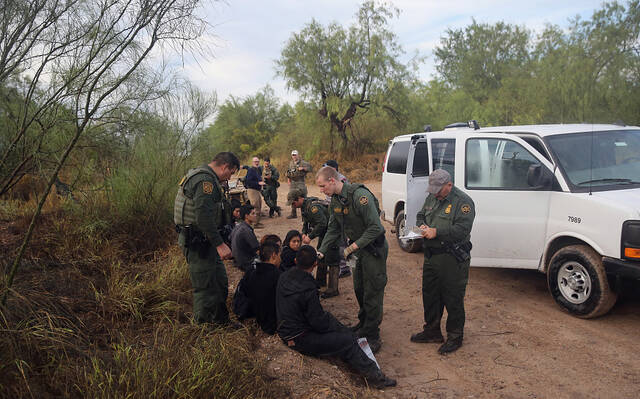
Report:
466,138,543,189
521,137,551,161
386,140,411,174
412,141,429,176
431,139,455,181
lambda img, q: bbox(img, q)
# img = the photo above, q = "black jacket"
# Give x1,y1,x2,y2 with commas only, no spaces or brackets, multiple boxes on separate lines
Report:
242,262,281,334
280,246,297,272
276,267,341,341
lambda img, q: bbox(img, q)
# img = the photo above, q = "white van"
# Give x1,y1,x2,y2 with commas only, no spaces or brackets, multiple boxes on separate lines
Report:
381,122,640,318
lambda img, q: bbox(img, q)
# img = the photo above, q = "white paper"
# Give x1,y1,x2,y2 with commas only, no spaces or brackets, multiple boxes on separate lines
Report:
357,338,380,369
399,226,423,242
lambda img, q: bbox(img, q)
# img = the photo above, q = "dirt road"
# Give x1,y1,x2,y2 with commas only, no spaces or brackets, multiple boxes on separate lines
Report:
241,180,640,398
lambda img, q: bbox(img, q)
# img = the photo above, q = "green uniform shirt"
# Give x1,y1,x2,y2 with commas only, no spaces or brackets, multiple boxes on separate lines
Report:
416,186,475,249
301,197,329,240
258,164,280,187
183,164,226,247
319,183,384,254
286,159,312,182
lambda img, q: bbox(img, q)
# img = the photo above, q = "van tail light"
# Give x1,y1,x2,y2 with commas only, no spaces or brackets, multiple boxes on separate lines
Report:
382,157,386,173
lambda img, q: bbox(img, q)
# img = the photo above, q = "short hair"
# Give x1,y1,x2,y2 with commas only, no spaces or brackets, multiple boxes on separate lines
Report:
230,199,242,210
316,165,339,182
212,152,240,170
296,245,317,269
240,204,254,220
323,160,339,171
260,234,281,246
259,241,280,262
264,156,270,163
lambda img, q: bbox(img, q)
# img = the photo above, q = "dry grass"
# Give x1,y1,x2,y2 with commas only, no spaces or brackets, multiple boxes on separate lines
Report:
0,197,288,398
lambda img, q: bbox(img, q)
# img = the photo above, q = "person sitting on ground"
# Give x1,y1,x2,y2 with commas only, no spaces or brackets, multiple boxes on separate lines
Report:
281,230,302,272
230,199,242,224
275,245,396,390
260,234,282,248
231,204,260,272
239,241,282,334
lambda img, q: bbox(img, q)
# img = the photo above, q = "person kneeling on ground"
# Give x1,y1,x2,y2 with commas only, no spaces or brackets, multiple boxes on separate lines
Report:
236,241,282,334
231,204,260,271
276,245,396,389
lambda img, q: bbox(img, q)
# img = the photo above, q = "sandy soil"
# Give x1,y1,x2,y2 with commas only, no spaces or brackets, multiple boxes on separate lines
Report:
232,180,640,399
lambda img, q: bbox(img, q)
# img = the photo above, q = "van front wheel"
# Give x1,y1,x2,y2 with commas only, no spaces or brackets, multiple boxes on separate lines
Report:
395,210,422,253
547,245,617,318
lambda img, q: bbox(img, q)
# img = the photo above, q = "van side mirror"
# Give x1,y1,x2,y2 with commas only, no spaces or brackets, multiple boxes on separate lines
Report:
527,164,552,189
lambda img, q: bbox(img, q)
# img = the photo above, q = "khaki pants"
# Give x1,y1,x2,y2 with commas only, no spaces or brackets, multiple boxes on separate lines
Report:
246,188,262,223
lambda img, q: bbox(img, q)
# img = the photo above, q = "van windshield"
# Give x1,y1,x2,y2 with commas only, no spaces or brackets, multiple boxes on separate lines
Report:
545,130,640,191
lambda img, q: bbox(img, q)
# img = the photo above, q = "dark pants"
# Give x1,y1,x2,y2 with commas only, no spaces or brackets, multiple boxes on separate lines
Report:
316,236,340,286
183,245,230,325
353,240,388,340
262,185,279,213
422,251,469,340
291,323,378,378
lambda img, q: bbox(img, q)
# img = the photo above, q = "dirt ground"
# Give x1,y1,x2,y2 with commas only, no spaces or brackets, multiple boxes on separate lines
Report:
233,180,640,399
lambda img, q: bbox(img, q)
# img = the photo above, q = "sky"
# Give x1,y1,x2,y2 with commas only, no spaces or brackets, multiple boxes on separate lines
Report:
182,0,608,106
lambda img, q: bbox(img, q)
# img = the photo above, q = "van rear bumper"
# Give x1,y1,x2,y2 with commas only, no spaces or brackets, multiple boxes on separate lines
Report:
603,257,640,279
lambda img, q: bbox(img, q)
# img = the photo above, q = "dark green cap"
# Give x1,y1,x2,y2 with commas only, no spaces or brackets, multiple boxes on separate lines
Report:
287,188,305,205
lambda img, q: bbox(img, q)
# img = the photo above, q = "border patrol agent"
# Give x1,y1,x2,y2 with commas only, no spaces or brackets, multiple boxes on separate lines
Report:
410,169,475,354
258,157,281,217
286,150,312,219
316,166,387,353
174,152,240,325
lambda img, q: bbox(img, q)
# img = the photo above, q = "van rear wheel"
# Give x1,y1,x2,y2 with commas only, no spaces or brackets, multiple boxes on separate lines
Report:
395,210,422,253
547,245,617,318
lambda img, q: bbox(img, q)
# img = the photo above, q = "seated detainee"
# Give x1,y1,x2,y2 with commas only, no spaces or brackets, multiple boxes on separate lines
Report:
231,204,259,271
280,230,302,272
275,245,396,389
241,241,282,334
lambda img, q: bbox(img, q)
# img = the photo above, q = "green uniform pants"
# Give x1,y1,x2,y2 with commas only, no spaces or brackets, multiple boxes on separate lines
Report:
183,245,229,325
422,251,469,340
262,185,279,211
352,240,388,339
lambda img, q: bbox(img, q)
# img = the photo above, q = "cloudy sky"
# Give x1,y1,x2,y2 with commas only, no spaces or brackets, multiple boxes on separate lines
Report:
182,0,607,105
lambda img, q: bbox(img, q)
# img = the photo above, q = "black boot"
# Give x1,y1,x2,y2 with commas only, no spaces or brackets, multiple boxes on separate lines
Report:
367,337,382,354
321,265,339,298
438,336,463,354
410,328,444,343
366,370,397,390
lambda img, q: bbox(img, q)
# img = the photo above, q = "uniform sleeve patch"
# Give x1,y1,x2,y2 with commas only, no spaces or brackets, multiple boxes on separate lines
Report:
445,204,452,214
202,181,213,194
461,204,471,214
343,207,349,215
311,206,318,214
359,196,368,206
334,207,343,214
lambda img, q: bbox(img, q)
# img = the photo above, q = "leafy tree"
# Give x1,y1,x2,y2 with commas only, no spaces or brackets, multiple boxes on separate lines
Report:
1,0,212,304
194,85,291,162
276,1,416,149
434,20,531,103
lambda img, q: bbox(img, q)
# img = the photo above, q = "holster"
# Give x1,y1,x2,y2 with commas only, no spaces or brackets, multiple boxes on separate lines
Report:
445,241,472,263
363,233,385,258
190,230,211,258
